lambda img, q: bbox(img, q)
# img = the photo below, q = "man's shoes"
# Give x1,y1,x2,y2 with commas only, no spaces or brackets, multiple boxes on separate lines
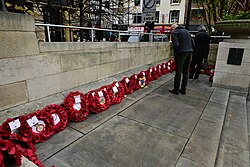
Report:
179,89,186,95
169,89,179,95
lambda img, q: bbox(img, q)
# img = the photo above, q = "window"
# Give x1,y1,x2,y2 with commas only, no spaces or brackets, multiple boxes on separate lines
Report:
191,9,205,22
133,13,142,23
156,0,161,5
134,0,140,6
170,0,181,4
169,10,180,23
155,11,160,23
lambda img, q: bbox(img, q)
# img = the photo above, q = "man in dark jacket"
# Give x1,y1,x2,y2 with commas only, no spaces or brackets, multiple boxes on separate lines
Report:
189,25,210,80
169,23,194,95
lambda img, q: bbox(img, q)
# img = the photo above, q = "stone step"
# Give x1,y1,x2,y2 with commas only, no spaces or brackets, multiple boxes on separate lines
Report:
215,94,249,167
177,88,230,167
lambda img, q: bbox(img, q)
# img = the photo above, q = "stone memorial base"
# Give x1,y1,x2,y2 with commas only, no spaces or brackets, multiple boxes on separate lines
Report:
213,39,250,96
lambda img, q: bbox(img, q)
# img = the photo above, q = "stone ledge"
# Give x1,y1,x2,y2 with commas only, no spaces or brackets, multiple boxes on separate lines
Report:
0,12,35,31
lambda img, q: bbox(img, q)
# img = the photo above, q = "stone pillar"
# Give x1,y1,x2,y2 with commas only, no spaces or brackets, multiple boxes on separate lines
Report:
213,39,250,94
0,12,39,111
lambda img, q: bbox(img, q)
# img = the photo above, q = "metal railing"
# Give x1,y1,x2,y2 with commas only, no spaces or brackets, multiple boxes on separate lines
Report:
35,23,169,43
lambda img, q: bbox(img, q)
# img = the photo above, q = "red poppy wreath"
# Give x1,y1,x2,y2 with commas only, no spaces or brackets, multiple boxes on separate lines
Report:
156,64,163,77
161,62,168,75
63,91,90,122
0,134,43,167
106,82,125,105
19,110,54,144
86,88,111,114
120,77,134,95
169,59,176,71
41,104,68,133
130,74,140,91
0,117,22,135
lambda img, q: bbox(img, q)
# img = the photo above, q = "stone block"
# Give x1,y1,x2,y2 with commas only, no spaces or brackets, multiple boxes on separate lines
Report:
61,50,114,72
0,93,64,124
113,59,129,74
215,60,250,75
0,32,39,58
112,49,130,61
0,54,61,85
39,42,116,52
97,62,114,79
213,71,250,90
0,81,28,111
0,12,35,31
27,66,98,101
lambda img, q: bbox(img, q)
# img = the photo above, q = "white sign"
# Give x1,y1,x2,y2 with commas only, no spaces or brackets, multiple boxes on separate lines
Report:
27,116,39,127
74,95,81,104
8,119,21,131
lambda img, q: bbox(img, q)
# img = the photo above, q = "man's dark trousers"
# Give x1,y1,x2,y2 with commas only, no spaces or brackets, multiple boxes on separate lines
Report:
174,52,192,91
189,56,203,79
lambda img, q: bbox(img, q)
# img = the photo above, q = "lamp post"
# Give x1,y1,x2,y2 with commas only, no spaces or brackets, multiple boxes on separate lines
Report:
1,0,7,11
127,0,130,26
185,0,192,30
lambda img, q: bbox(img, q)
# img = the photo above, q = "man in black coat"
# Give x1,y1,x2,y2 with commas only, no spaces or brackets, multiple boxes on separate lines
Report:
189,25,210,80
169,23,194,95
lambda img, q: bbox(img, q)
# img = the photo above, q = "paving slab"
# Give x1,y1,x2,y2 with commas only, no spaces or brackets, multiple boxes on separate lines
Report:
215,144,249,167
219,100,248,150
176,157,205,167
120,93,202,138
209,88,230,105
68,98,134,134
153,80,213,109
43,116,187,167
200,101,227,124
35,126,83,162
181,119,222,167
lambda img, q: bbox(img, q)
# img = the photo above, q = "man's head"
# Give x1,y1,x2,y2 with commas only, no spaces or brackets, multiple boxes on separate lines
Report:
171,23,178,30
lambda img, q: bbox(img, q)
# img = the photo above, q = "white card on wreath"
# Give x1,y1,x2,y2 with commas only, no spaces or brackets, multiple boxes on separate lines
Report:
163,64,166,68
112,86,119,93
154,67,157,71
150,69,152,72
91,92,95,97
159,65,161,69
73,103,81,111
168,62,170,65
8,119,21,131
52,114,60,125
142,72,145,76
115,82,120,87
98,91,104,97
125,78,130,83
135,75,137,79
74,95,81,104
27,116,39,127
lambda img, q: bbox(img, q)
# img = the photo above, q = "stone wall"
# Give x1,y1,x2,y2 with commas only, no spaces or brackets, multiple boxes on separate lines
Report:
0,12,171,123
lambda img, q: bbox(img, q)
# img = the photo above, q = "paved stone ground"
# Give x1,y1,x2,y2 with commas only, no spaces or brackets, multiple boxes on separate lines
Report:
30,71,249,167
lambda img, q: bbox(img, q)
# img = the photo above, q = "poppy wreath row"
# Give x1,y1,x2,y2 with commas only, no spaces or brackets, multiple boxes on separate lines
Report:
0,134,43,167
62,91,90,122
